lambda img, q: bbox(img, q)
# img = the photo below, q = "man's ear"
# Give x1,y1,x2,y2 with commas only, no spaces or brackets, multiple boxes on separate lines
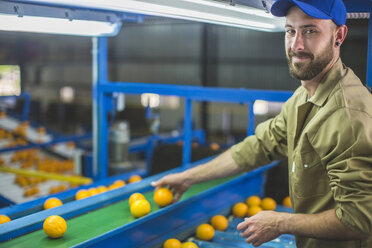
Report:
335,25,348,47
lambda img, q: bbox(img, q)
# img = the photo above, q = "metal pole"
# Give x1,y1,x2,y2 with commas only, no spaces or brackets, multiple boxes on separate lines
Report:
92,36,108,180
182,98,193,166
247,100,255,136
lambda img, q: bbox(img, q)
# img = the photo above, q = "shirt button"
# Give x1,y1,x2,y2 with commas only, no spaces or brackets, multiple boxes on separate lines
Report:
304,164,308,168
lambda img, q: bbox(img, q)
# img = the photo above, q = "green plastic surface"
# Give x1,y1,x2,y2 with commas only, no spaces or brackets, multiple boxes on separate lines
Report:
1,176,234,248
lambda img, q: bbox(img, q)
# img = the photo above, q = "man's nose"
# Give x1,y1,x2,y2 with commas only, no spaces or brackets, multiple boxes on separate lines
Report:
291,33,305,52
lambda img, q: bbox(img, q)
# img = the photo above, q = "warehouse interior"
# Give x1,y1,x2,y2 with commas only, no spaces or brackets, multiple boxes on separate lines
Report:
0,0,370,247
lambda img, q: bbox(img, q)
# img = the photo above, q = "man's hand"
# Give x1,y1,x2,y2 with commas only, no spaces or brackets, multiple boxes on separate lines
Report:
151,172,192,202
237,211,284,247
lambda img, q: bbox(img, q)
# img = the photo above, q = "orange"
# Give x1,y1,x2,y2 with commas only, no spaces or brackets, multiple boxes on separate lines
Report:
129,175,142,184
282,196,292,208
232,202,248,218
130,199,151,218
108,183,120,190
210,215,228,231
43,215,67,238
114,180,126,187
247,205,262,216
129,193,146,206
261,197,277,210
246,195,261,207
97,185,108,193
88,187,99,196
154,188,173,207
163,238,182,248
75,189,89,200
209,143,220,151
44,197,63,210
196,223,215,241
0,214,11,224
181,242,198,248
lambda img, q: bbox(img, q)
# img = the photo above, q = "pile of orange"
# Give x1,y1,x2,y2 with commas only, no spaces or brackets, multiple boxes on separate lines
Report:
196,223,215,241
44,197,63,210
43,215,67,238
129,192,151,218
154,188,173,207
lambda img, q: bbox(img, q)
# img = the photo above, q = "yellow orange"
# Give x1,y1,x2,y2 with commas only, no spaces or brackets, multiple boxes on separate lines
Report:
247,205,262,217
196,223,215,241
154,188,173,207
108,183,120,190
97,185,108,193
130,199,151,218
210,215,228,231
209,142,220,151
129,193,146,206
114,180,126,187
261,197,277,210
75,189,89,200
88,187,99,196
44,197,63,210
0,215,11,224
163,238,182,248
129,175,142,183
246,195,261,207
282,196,292,208
181,242,198,248
43,215,67,238
232,202,248,218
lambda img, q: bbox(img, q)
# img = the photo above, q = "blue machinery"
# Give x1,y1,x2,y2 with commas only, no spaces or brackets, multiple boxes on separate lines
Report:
1,0,372,247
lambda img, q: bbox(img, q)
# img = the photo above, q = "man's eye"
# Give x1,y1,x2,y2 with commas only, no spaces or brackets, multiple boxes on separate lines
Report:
304,29,315,34
286,29,295,35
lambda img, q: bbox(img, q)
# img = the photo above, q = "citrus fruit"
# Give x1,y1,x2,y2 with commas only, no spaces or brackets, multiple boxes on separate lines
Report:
43,215,67,238
181,242,198,248
154,188,173,207
210,142,220,151
130,199,151,218
129,175,142,183
282,196,292,208
261,197,277,210
246,195,261,207
114,180,126,187
44,197,63,210
210,215,228,231
88,187,99,196
129,193,146,206
97,185,108,193
75,189,89,200
108,183,120,190
196,223,215,241
0,215,11,224
247,205,262,216
232,202,248,218
163,238,182,248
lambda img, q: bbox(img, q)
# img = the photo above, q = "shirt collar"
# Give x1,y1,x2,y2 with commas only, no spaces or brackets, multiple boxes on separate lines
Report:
307,58,344,107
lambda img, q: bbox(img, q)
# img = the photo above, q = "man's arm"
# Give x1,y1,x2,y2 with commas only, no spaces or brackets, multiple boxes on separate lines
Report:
237,208,368,247
151,149,243,201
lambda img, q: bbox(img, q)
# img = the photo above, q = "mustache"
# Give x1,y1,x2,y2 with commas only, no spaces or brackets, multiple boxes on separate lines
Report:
288,51,314,60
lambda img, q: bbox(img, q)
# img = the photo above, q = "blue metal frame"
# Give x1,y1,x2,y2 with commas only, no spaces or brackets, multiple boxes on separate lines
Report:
368,12,372,88
0,92,31,121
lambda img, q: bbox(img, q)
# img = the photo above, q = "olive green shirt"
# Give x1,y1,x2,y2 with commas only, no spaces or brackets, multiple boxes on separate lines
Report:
231,59,372,248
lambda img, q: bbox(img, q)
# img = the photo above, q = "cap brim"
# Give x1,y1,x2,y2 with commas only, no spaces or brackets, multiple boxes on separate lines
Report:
271,0,332,21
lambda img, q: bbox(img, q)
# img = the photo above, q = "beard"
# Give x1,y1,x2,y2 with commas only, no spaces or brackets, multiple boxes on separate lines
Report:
286,38,334,81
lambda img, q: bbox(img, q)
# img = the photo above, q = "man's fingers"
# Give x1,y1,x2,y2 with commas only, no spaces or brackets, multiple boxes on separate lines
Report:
236,218,249,231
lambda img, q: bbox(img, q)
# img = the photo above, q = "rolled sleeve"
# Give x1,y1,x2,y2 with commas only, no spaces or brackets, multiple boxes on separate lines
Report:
325,110,372,235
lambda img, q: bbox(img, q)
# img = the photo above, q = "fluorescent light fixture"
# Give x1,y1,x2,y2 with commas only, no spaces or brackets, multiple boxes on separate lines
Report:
0,14,121,36
19,0,285,32
0,1,122,36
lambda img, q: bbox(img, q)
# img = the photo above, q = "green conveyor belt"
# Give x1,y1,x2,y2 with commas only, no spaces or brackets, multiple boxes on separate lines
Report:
1,176,235,248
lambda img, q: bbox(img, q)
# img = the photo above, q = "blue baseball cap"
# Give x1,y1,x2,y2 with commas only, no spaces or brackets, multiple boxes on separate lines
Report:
270,0,347,26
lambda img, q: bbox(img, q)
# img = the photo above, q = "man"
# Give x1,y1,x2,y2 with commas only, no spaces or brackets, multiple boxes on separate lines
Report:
152,0,372,247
